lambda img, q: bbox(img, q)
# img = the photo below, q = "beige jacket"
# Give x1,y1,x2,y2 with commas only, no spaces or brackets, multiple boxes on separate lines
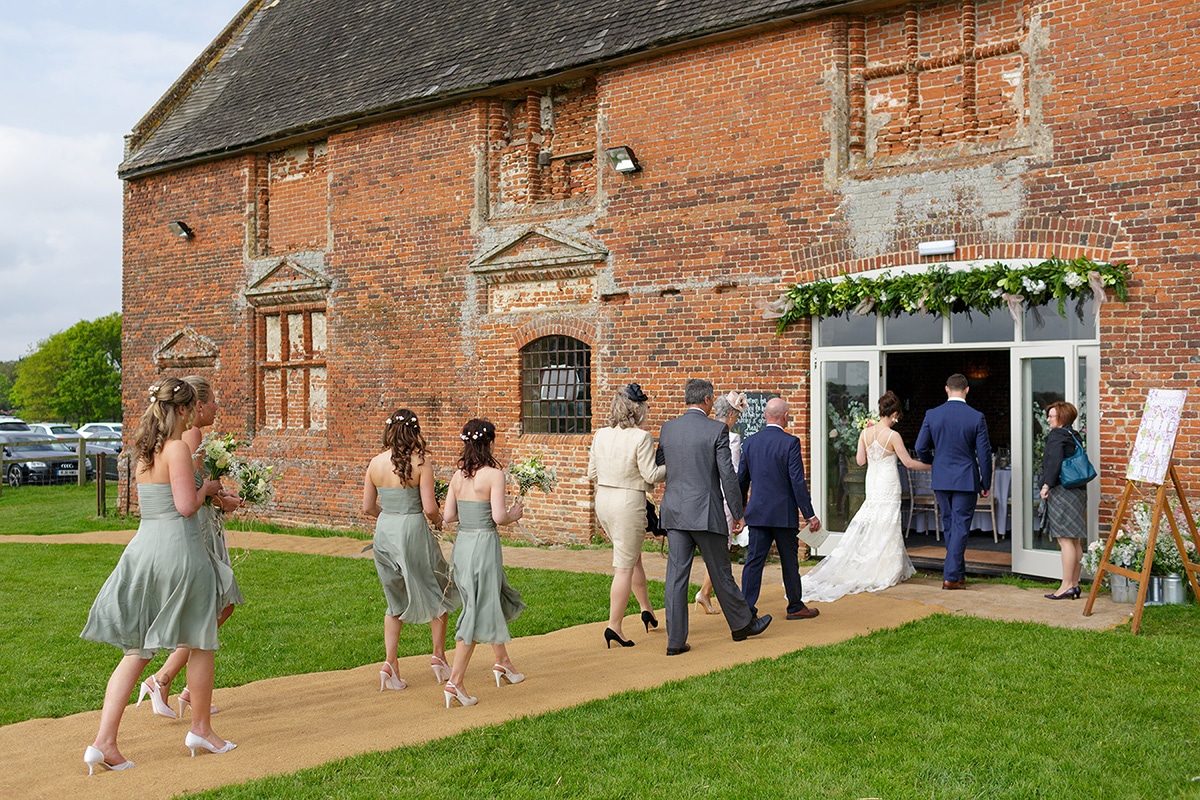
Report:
587,426,666,491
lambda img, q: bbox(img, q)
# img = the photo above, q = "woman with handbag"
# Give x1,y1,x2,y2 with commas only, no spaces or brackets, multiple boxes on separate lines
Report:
1039,401,1089,599
587,384,666,648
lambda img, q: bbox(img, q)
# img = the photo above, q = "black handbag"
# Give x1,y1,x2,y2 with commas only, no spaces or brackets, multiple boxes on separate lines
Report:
645,499,667,537
1059,430,1096,488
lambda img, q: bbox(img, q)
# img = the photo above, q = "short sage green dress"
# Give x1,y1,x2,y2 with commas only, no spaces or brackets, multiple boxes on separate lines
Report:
373,486,460,621
81,483,220,657
196,471,244,608
450,500,525,645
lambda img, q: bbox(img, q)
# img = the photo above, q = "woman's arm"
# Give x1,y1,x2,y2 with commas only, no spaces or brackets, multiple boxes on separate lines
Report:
587,440,598,483
1040,428,1071,497
418,462,443,528
167,440,218,517
489,469,523,525
362,466,380,518
856,429,868,467
442,473,460,525
636,431,666,484
892,431,931,470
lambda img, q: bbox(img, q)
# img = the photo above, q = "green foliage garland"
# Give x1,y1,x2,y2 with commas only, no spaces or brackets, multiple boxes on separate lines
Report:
767,257,1130,333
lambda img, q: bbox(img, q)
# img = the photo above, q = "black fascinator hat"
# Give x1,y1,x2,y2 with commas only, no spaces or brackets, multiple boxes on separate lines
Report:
625,383,649,403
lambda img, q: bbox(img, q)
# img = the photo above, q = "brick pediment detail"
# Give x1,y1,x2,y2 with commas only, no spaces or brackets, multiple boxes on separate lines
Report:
244,258,331,306
470,227,607,285
153,327,219,368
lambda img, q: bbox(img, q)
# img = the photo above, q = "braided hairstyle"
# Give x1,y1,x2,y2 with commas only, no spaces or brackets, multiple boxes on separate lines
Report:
456,418,498,479
383,408,428,484
132,377,197,468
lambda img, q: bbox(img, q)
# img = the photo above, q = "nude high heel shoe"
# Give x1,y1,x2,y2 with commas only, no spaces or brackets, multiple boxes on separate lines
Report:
84,746,135,775
443,681,477,708
430,656,451,684
136,677,177,719
379,662,407,691
178,687,220,716
185,731,237,756
694,591,717,615
493,663,525,687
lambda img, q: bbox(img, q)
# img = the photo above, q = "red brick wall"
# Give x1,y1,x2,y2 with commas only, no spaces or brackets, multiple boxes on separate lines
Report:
121,0,1200,541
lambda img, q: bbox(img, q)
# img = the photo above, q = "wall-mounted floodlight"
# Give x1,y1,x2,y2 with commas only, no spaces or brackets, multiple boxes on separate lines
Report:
604,146,641,174
167,220,194,239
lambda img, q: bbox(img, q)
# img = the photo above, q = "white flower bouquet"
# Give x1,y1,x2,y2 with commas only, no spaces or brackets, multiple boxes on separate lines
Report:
198,431,243,480
233,460,276,508
508,453,556,498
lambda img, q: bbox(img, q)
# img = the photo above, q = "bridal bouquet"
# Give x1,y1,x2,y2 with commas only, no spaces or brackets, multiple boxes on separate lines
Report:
233,460,277,508
198,432,244,480
435,478,450,505
508,453,556,498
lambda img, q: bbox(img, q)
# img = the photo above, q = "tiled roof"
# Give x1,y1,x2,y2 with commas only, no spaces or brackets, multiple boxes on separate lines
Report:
119,0,844,177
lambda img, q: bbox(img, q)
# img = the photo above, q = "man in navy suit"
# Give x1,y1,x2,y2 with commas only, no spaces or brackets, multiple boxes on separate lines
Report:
914,373,993,589
737,397,821,620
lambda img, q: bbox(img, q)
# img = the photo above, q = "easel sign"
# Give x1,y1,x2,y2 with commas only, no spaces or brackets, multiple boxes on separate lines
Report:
1084,388,1200,633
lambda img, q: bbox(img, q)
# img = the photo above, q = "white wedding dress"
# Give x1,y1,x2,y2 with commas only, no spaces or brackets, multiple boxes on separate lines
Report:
801,439,915,603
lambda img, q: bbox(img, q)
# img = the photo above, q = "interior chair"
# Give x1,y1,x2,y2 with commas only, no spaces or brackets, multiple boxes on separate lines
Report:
907,467,941,541
975,456,1001,543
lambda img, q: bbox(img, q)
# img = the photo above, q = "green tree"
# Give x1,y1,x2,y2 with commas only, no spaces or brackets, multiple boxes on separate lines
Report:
10,314,122,424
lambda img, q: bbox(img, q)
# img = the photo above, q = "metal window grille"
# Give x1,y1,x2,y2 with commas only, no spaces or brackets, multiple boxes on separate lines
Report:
521,336,591,434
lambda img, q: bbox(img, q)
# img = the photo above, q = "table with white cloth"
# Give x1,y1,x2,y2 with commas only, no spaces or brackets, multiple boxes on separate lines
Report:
905,467,1011,536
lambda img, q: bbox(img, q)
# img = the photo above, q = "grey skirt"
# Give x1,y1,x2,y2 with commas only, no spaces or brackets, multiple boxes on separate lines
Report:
1045,484,1088,539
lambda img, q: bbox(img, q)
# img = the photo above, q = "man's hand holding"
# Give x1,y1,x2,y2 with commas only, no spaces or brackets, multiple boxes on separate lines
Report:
732,518,746,534
808,516,822,532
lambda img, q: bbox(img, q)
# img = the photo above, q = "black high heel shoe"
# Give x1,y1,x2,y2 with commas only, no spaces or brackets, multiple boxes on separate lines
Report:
604,628,635,648
1045,586,1081,600
641,610,659,632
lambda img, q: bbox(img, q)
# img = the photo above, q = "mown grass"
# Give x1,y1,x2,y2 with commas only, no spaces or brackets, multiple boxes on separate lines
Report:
186,613,1200,800
0,544,665,726
0,483,133,534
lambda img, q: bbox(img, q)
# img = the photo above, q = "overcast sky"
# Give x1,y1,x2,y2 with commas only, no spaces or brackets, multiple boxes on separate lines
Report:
0,0,247,361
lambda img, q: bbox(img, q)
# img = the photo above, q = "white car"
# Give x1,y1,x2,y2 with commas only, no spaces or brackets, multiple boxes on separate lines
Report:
77,422,123,453
0,415,31,432
28,423,82,440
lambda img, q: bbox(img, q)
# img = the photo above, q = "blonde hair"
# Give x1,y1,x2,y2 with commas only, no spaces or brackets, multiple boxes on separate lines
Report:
132,377,197,468
608,392,646,429
183,375,212,404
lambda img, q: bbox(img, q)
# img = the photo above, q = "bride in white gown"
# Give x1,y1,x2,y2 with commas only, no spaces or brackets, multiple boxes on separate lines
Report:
802,391,930,603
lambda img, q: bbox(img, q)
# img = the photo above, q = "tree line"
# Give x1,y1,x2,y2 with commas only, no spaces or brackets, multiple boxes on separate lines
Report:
1,313,122,425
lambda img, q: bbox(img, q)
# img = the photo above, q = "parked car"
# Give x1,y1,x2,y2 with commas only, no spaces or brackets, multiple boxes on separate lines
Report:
77,422,123,452
27,423,82,440
0,416,31,432
0,432,94,487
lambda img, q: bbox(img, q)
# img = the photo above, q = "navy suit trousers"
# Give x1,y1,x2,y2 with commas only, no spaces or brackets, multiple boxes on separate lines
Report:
936,490,977,582
741,525,805,615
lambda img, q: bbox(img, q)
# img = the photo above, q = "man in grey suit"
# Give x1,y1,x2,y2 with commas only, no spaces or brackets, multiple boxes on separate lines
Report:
657,378,771,655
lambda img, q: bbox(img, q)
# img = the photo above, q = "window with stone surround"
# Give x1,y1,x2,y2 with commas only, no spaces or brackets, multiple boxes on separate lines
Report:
255,306,327,431
486,79,598,215
841,0,1032,170
520,336,591,435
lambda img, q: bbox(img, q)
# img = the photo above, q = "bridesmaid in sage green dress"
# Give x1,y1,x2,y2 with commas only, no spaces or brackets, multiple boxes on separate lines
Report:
441,419,527,708
80,378,233,775
149,375,244,719
362,408,460,692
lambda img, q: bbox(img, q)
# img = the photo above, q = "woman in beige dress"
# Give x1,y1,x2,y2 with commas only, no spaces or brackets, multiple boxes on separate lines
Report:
588,384,666,648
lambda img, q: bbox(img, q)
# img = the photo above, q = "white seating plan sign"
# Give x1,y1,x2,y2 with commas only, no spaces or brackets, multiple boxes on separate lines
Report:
1126,389,1188,485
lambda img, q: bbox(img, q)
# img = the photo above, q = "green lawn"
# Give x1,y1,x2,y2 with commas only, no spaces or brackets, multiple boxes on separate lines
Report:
0,543,662,725
0,483,134,534
185,612,1200,800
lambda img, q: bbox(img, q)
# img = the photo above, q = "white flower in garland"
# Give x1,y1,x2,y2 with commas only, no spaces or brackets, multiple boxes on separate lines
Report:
1063,271,1084,289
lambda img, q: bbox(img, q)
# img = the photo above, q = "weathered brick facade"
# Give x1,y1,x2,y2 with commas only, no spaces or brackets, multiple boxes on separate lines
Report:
122,0,1200,553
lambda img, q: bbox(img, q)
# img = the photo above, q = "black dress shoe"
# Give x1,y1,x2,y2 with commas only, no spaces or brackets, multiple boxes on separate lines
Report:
787,607,819,620
666,643,691,656
731,613,772,641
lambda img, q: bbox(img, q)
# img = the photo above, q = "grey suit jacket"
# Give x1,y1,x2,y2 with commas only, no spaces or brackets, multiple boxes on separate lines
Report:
657,408,744,534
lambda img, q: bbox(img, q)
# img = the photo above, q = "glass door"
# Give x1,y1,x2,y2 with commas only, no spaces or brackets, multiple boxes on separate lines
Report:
812,353,880,551
1010,345,1096,576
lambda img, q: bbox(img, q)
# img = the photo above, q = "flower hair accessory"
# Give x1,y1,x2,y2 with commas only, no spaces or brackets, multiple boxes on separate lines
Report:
385,414,419,427
625,383,649,403
724,391,749,414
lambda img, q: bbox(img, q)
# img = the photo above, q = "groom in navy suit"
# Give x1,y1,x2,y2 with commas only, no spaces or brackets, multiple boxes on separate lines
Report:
737,397,821,619
914,373,993,589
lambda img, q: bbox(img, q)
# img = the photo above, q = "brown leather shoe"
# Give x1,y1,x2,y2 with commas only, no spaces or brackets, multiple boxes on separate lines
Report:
942,580,967,590
786,607,820,620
